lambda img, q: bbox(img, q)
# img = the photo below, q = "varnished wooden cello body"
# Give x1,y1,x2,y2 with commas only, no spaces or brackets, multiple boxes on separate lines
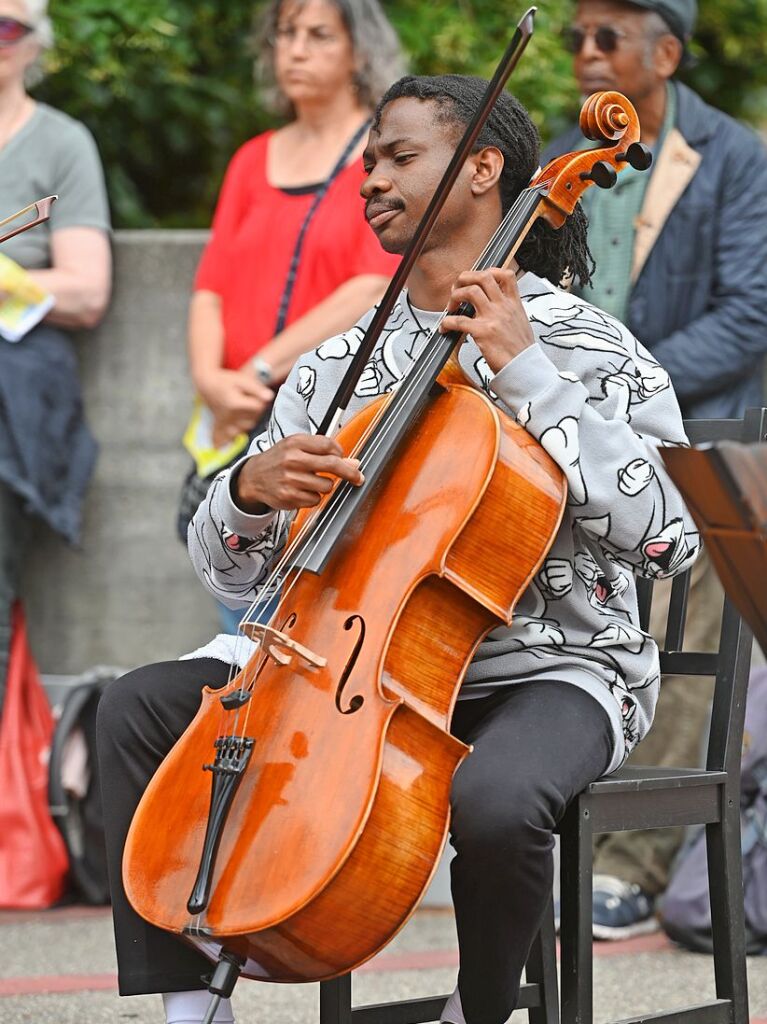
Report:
123,57,651,986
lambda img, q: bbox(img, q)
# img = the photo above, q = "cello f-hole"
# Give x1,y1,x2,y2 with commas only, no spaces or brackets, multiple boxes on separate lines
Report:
336,615,366,715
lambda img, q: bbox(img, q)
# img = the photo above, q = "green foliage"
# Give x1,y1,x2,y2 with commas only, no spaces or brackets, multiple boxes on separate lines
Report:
35,1,267,227
34,0,767,227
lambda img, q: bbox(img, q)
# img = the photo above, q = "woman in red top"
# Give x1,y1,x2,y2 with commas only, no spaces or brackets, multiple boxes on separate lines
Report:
189,0,404,450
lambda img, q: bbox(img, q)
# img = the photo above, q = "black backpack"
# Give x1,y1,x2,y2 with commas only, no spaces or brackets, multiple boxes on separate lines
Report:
43,667,123,905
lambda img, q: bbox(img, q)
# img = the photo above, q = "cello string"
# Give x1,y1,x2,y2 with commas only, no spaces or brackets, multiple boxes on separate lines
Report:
223,185,529,679
240,182,544,626
230,185,546,739
226,183,545,738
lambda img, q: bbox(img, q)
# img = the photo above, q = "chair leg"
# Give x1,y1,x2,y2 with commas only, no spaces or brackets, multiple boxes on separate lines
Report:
559,797,594,1024
320,975,353,1024
706,796,750,1024
524,896,559,1024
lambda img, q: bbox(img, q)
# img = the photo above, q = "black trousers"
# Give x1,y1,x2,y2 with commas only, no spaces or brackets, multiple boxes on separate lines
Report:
97,659,612,1023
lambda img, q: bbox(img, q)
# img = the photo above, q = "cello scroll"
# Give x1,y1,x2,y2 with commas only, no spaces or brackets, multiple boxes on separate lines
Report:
533,91,651,227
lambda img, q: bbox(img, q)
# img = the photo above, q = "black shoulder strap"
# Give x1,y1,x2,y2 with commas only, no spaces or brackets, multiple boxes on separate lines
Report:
273,119,370,335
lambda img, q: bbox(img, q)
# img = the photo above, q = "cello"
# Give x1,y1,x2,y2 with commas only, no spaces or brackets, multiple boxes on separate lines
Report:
123,16,652,1010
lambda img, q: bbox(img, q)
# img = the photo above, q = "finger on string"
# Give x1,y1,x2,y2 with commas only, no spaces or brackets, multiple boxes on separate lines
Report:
440,314,473,336
448,283,487,315
301,455,364,485
289,471,334,496
454,268,506,301
490,267,520,297
294,434,345,456
292,489,325,509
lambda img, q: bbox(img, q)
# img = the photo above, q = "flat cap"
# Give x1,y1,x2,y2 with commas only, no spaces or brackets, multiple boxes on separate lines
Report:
625,0,697,41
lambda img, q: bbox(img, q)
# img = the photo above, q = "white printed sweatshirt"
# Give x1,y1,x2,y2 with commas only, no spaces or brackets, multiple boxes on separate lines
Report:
186,272,699,773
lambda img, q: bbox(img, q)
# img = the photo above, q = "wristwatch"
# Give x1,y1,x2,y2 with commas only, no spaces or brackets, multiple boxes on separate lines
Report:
252,356,274,385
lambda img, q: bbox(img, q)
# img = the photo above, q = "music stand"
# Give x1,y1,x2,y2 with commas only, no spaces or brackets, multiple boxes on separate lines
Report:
662,439,767,655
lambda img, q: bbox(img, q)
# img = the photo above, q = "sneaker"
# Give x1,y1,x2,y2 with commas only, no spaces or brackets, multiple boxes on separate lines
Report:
591,874,659,940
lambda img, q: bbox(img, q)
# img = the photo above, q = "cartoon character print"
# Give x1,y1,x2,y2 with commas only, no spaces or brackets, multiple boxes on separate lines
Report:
222,528,263,555
527,294,671,422
191,476,284,606
501,616,566,650
296,366,316,403
640,517,691,578
284,300,426,427
316,323,363,363
617,457,655,496
515,287,696,589
574,550,631,617
470,351,494,393
539,416,587,505
487,578,566,653
591,621,647,655
600,356,670,422
536,557,574,601
353,303,434,398
608,675,641,751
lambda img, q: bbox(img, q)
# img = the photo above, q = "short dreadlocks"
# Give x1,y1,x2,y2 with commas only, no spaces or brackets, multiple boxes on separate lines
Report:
373,75,594,289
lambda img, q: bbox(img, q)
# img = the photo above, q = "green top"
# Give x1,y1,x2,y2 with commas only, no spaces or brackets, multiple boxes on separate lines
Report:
574,84,676,321
0,102,110,270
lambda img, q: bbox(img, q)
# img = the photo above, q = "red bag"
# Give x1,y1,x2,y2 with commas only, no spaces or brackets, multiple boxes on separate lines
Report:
0,603,69,907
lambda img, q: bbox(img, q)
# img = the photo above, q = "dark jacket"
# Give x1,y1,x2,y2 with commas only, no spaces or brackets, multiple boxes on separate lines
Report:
0,324,96,543
543,81,767,419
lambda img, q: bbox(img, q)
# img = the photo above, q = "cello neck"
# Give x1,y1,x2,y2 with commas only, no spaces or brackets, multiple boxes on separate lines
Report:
289,184,548,576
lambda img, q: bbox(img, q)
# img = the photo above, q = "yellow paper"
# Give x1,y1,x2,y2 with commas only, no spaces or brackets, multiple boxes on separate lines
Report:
0,252,54,342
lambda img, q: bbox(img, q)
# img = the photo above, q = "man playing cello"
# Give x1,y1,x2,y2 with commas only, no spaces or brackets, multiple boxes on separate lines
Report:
98,75,698,1024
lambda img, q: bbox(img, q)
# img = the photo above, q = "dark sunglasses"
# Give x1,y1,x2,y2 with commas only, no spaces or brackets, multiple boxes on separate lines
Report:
562,25,627,55
0,17,33,47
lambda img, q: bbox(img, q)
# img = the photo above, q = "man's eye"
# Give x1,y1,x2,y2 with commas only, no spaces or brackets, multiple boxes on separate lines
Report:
394,152,415,164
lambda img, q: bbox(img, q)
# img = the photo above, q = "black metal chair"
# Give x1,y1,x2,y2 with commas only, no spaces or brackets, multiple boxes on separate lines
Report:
319,410,767,1024
319,899,559,1024
559,408,767,1024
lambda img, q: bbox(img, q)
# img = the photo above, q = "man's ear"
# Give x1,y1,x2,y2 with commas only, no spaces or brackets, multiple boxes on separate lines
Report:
654,33,683,79
469,145,505,197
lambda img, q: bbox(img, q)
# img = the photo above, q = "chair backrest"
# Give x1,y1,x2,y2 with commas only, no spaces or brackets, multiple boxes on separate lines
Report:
637,408,767,777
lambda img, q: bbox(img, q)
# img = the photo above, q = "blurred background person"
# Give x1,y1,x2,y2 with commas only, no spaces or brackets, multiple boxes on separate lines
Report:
181,0,404,633
544,0,767,939
0,0,111,709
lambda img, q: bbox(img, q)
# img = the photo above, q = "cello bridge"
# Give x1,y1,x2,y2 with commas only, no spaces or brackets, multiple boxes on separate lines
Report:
241,622,327,669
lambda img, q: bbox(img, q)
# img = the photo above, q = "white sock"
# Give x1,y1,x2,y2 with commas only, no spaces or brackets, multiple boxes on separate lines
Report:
441,986,466,1024
162,989,235,1023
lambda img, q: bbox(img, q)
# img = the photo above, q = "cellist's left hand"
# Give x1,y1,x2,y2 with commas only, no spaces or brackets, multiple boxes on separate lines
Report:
440,267,534,374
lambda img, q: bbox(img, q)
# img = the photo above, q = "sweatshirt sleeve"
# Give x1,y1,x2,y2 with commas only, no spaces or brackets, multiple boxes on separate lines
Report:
488,296,700,580
187,362,314,610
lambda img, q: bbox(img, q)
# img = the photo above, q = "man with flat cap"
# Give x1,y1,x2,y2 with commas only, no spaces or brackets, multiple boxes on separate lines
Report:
545,0,767,940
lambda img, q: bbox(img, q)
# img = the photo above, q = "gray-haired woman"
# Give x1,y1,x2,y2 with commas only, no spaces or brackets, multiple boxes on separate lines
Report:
188,0,404,446
185,0,405,633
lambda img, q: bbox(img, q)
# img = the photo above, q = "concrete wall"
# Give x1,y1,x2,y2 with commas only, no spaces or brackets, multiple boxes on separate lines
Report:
23,230,221,674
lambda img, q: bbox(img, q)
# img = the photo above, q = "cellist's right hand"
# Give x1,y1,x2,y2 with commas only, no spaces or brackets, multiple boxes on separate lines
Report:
234,434,365,514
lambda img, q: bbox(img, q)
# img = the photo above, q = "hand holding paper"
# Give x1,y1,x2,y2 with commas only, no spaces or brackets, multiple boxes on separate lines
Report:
0,252,53,341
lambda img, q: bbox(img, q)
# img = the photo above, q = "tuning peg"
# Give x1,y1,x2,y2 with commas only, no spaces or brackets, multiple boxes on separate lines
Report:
579,160,618,190
616,142,653,171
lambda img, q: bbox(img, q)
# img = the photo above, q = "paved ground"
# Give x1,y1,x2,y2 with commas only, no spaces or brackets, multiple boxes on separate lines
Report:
2,904,767,1024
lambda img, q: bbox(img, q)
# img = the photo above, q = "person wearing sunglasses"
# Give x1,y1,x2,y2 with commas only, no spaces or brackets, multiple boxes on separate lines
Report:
543,0,767,942
0,0,111,711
